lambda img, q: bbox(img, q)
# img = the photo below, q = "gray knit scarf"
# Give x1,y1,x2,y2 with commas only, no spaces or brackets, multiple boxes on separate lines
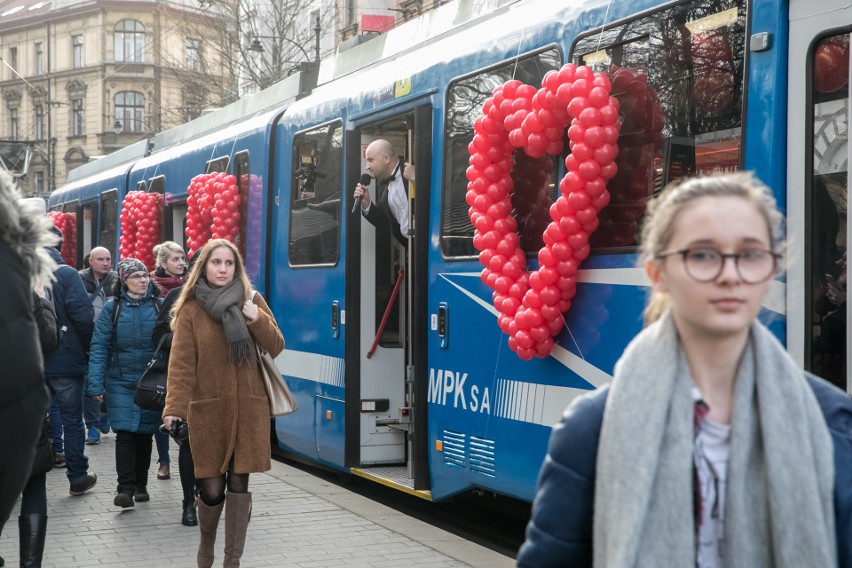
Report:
594,312,836,568
195,278,253,364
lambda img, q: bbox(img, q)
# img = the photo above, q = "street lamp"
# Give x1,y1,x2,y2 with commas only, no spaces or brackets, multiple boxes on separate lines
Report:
112,119,123,135
249,35,311,61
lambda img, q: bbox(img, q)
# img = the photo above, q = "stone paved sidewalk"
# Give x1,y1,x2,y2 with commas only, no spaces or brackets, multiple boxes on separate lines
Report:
0,433,514,567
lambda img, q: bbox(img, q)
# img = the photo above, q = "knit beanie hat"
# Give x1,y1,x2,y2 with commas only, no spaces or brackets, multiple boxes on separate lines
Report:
117,258,147,281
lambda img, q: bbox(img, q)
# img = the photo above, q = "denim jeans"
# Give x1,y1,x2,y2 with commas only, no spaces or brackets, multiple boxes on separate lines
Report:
48,399,63,454
115,430,153,493
45,375,89,484
83,375,101,427
154,430,170,465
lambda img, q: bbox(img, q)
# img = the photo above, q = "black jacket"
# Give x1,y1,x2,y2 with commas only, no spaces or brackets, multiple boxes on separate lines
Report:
79,267,118,296
152,285,182,351
363,158,408,246
0,240,50,523
33,291,58,353
43,247,94,377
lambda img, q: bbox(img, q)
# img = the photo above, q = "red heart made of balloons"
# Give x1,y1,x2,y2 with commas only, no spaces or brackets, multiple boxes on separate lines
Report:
466,64,621,360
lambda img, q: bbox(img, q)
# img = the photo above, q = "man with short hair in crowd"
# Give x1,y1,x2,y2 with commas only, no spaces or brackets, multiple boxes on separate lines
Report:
79,246,117,445
44,226,98,496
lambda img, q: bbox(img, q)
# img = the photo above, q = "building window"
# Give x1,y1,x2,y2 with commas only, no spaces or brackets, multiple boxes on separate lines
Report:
10,109,19,140
73,35,84,68
345,0,355,26
34,171,45,194
35,42,44,75
184,98,202,122
71,99,84,136
115,91,145,132
9,47,17,73
35,104,44,139
186,39,201,72
114,20,145,63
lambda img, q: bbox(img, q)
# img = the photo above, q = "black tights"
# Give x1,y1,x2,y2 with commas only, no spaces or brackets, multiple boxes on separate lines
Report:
199,465,249,506
20,474,46,516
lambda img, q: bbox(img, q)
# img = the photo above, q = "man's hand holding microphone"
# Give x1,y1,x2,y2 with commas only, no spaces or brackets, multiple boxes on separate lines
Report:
352,173,373,214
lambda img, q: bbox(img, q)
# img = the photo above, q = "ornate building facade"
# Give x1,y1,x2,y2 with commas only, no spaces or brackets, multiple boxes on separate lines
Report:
0,0,233,196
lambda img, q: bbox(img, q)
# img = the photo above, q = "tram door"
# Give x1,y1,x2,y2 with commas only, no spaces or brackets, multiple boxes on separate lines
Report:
346,107,432,492
788,0,850,392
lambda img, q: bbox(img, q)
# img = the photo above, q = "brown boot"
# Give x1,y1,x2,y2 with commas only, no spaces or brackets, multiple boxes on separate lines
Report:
196,497,224,568
223,492,252,568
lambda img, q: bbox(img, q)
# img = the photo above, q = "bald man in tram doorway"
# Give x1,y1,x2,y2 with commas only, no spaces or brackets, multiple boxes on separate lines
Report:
353,139,415,247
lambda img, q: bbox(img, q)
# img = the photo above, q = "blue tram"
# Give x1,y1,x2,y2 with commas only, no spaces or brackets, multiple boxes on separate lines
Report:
49,0,850,503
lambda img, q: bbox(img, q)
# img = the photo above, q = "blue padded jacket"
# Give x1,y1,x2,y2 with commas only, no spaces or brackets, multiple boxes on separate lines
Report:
86,288,162,434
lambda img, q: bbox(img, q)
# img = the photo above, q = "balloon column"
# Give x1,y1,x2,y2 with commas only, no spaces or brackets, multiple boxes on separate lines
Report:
691,30,735,115
47,210,77,267
592,65,665,248
466,64,620,360
240,173,262,277
184,172,242,258
119,191,163,270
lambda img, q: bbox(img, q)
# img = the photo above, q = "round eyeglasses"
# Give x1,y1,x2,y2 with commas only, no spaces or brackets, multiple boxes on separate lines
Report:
656,247,780,284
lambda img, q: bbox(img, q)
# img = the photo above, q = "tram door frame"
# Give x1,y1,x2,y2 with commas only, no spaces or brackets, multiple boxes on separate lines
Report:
344,104,432,491
787,0,851,393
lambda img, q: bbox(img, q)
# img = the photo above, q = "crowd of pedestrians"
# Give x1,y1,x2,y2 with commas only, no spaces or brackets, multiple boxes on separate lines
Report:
0,165,286,567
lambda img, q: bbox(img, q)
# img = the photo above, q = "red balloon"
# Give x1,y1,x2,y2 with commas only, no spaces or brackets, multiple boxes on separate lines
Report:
578,107,602,128
567,96,590,118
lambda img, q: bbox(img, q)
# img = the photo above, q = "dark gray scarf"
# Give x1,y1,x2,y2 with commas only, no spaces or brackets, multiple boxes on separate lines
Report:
195,278,253,364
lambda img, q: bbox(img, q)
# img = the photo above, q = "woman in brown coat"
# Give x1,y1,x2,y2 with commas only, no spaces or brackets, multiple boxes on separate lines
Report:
163,239,283,568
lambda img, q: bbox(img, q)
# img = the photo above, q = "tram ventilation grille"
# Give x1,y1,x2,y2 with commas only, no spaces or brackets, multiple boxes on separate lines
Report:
469,436,496,477
442,430,466,469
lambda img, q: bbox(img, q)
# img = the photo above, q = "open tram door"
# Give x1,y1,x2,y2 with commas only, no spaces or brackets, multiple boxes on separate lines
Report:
787,0,850,392
345,105,432,495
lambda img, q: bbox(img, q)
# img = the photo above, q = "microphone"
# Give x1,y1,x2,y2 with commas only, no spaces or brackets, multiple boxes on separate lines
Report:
351,173,372,214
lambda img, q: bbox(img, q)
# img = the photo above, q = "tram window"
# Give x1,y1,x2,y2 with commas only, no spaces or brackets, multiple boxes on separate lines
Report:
99,189,118,261
442,49,562,258
574,1,746,248
148,176,165,193
288,121,343,266
135,181,146,192
206,157,229,173
807,32,848,391
233,151,251,260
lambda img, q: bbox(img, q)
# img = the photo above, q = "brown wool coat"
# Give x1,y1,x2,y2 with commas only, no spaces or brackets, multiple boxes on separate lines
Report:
163,292,284,479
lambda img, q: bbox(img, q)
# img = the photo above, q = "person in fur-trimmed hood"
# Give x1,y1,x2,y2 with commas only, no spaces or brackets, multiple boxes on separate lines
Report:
0,169,55,547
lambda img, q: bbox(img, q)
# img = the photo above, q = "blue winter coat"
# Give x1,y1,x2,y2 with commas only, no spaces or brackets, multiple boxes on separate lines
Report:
43,247,94,377
86,288,162,434
516,374,852,568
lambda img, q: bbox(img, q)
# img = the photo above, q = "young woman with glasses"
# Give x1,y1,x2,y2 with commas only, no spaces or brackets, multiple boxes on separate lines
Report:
517,173,852,568
87,258,163,509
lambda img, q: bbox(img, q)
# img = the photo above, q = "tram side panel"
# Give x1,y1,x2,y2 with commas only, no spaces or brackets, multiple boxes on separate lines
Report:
271,118,349,471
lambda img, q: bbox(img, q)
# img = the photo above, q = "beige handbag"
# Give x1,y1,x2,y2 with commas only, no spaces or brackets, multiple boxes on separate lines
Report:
256,344,297,416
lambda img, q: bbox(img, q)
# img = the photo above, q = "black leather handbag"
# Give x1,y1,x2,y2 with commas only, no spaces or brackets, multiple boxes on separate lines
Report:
134,336,168,411
30,412,53,477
